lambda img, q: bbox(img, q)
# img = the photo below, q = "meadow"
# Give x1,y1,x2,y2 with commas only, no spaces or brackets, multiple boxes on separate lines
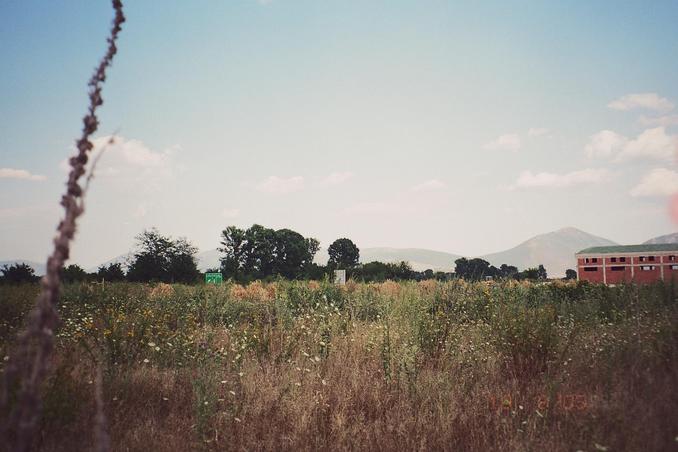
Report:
1,279,677,451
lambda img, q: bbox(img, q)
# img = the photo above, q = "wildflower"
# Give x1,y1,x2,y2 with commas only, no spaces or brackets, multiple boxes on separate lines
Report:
148,342,156,347
238,372,244,377
234,417,242,422
143,359,149,363
220,380,227,384
229,391,236,396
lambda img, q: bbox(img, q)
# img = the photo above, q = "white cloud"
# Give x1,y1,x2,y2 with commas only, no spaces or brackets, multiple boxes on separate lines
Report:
608,93,674,112
585,127,677,161
411,179,447,192
60,135,176,191
639,115,678,127
512,168,610,189
630,168,678,197
256,176,304,194
222,208,240,219
620,127,677,161
527,127,549,137
584,130,628,158
320,171,353,186
0,168,46,181
483,133,522,151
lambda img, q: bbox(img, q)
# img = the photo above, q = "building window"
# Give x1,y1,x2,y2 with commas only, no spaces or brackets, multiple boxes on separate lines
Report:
611,257,617,263
584,267,597,272
619,257,626,263
669,255,676,262
640,256,646,262
610,266,625,271
672,265,678,270
592,258,598,263
641,265,654,271
649,256,655,262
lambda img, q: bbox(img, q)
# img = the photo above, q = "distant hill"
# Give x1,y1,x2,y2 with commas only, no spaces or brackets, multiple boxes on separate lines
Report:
644,232,678,244
0,260,46,276
87,253,133,273
480,227,618,277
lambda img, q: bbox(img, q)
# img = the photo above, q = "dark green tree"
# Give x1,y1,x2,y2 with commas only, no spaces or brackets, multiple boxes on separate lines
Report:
0,263,39,284
127,229,199,283
327,238,360,269
61,264,89,283
537,264,548,280
454,257,494,281
565,269,577,280
219,226,248,281
219,224,320,282
97,263,126,282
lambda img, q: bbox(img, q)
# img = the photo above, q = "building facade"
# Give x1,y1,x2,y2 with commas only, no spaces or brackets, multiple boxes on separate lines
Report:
575,244,678,284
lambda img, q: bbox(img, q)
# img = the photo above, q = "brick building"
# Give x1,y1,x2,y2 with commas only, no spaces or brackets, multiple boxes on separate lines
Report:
575,244,678,284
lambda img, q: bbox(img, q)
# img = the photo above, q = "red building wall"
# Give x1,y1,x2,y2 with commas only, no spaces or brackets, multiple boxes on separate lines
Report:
577,253,678,285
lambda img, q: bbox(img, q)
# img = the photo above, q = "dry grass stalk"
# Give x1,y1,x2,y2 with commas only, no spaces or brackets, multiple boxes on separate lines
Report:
0,2,125,450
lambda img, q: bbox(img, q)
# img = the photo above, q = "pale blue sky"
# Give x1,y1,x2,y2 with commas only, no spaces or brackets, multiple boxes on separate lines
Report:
2,0,678,267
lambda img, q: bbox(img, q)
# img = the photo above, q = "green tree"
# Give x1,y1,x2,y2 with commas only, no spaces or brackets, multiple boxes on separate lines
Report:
454,257,494,281
61,264,89,283
565,269,577,280
127,228,200,283
219,226,248,281
274,229,317,279
220,224,320,282
97,263,126,282
327,238,360,269
0,263,39,284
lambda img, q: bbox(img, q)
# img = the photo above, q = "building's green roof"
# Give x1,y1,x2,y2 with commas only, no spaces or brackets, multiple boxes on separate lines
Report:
577,243,678,254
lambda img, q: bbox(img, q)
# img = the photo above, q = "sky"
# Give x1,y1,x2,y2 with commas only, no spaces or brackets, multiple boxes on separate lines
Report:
2,0,678,268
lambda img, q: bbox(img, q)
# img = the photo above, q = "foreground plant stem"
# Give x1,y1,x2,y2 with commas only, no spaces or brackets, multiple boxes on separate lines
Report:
0,2,125,451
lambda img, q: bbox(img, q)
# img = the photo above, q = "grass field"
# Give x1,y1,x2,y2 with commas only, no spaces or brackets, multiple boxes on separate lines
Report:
1,279,677,451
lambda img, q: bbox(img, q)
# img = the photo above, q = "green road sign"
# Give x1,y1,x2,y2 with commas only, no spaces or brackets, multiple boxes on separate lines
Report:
205,272,223,284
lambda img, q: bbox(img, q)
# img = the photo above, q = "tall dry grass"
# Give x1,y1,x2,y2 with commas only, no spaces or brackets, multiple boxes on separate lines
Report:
1,279,676,451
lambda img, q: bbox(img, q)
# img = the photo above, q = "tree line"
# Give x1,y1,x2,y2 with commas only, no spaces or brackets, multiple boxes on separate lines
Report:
0,224,577,284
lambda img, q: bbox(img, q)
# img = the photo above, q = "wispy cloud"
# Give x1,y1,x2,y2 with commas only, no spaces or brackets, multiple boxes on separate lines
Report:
411,179,447,192
622,127,677,161
256,176,304,194
585,130,629,158
483,133,521,151
319,171,353,187
60,135,177,191
630,168,678,197
585,127,677,162
608,93,674,112
0,168,46,181
511,168,611,189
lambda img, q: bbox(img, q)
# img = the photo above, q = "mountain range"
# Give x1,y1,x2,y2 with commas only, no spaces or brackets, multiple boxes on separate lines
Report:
4,228,676,278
